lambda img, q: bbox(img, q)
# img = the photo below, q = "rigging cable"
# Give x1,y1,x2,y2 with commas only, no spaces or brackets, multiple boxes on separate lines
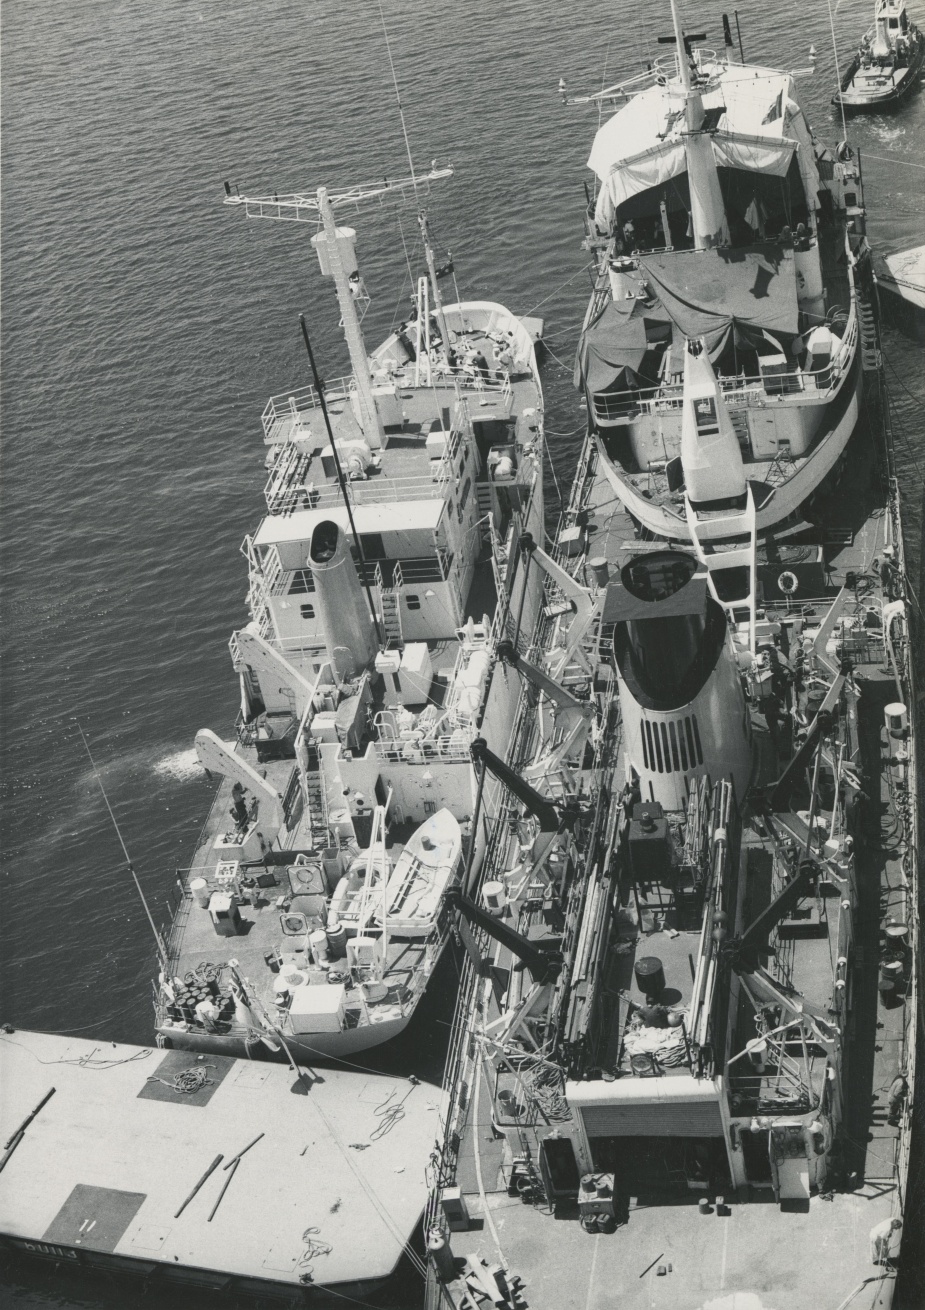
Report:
377,0,417,187
73,720,168,970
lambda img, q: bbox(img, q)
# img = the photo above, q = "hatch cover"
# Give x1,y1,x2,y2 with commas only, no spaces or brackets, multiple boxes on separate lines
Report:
43,1185,147,1253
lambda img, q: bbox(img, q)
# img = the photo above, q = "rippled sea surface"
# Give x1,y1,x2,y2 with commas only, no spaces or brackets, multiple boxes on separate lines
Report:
2,0,923,1305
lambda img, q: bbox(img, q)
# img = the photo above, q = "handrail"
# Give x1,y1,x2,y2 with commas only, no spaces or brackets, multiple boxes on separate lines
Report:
590,320,858,423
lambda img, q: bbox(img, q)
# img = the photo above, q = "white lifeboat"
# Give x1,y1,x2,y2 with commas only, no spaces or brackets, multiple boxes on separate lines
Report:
377,809,462,939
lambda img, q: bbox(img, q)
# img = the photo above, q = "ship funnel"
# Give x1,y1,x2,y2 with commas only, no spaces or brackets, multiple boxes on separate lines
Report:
308,520,377,679
680,341,747,504
606,550,752,811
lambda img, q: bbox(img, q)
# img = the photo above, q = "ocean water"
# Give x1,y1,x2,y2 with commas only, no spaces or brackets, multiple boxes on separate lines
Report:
1,0,923,1306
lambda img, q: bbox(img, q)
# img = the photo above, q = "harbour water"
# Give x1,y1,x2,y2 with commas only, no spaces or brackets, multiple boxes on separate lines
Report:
1,1,923,1306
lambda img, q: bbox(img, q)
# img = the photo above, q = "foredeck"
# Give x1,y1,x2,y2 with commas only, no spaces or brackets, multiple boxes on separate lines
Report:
0,1031,439,1300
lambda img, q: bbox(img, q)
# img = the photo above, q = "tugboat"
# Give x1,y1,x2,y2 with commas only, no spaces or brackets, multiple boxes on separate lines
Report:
154,172,548,1063
424,8,918,1310
835,0,925,111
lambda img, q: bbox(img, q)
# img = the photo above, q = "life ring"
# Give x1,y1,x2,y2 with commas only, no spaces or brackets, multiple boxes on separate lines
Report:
778,570,799,596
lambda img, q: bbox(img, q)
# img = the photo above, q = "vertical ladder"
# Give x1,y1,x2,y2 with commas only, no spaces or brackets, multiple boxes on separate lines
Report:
685,483,758,654
476,483,494,546
857,296,881,373
380,587,403,649
303,740,328,840
727,405,750,457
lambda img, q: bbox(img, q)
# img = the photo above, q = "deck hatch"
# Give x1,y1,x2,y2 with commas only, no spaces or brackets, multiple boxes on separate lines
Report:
43,1185,147,1253
578,1098,723,1138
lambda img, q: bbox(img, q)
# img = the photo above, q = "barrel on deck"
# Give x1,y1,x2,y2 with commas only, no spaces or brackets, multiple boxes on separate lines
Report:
634,956,665,1000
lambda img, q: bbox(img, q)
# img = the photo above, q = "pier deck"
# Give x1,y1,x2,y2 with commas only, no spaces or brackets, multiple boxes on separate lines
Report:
0,1031,440,1301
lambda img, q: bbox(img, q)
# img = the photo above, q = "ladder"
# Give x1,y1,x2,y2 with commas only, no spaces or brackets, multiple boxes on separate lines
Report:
303,741,328,841
476,483,494,546
727,405,751,457
685,482,758,654
380,587,403,648
856,295,881,373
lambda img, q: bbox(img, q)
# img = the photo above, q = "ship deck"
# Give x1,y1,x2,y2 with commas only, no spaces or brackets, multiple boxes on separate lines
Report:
162,776,435,1042
463,1182,898,1310
0,1031,438,1302
435,380,913,1308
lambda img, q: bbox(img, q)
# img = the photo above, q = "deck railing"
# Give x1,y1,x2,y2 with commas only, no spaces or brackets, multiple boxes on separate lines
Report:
591,316,858,426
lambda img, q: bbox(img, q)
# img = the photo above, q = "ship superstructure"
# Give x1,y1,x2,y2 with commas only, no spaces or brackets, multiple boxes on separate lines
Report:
155,175,547,1062
571,17,871,547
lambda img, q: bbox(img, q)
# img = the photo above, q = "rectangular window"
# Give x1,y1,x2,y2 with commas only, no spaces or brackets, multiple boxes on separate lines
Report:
406,594,421,610
300,603,315,620
423,800,437,815
641,721,650,770
652,720,663,773
456,476,472,522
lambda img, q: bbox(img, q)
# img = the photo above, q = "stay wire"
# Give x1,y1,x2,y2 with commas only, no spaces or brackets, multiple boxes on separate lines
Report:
377,0,417,187
524,262,595,316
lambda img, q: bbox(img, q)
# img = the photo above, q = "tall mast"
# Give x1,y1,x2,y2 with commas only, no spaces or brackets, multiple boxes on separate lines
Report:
223,164,454,440
419,212,452,359
317,187,385,448
667,0,729,250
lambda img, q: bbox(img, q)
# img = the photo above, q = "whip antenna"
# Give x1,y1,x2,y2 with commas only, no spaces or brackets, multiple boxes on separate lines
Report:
73,720,169,968
377,0,418,187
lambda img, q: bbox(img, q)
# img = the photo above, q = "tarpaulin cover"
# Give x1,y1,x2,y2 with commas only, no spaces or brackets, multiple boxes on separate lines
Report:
589,66,821,233
575,298,672,391
637,245,798,353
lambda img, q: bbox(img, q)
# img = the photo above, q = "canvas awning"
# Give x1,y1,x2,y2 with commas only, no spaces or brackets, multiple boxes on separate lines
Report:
589,66,821,232
637,244,798,354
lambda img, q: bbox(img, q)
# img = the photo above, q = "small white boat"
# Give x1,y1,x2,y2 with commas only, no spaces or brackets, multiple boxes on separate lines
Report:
378,809,461,938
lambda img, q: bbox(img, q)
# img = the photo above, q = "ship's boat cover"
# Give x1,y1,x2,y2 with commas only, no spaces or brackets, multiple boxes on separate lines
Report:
577,245,798,388
589,67,820,232
575,298,672,391
638,244,799,352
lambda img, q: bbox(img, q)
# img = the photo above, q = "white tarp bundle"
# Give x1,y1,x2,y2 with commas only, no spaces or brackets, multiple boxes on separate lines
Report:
589,62,821,231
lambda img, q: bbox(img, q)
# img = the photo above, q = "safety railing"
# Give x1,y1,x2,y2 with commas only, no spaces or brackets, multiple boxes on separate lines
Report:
261,377,355,444
378,734,471,764
590,322,857,426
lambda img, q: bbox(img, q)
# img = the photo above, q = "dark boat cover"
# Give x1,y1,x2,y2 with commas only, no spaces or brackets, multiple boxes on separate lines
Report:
575,297,672,391
638,244,799,355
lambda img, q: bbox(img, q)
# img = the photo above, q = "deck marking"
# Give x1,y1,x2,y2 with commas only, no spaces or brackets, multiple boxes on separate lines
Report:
583,1231,601,1310
719,1212,730,1289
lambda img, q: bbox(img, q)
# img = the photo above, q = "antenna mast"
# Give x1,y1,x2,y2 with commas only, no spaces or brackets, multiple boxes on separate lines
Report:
419,212,452,363
223,166,453,449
